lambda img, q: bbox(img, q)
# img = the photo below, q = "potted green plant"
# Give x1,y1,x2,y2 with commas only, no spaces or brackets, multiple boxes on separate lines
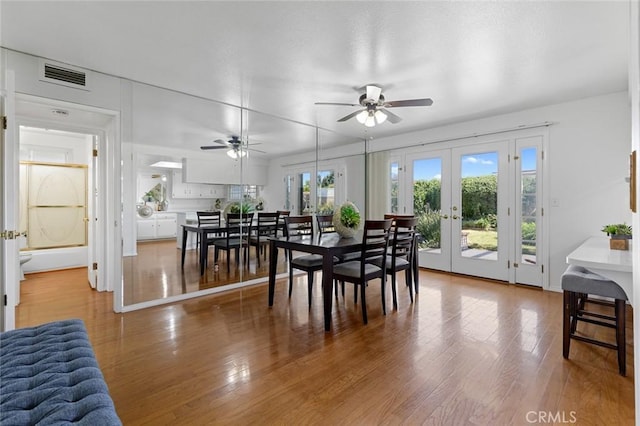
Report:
602,223,632,250
333,201,361,238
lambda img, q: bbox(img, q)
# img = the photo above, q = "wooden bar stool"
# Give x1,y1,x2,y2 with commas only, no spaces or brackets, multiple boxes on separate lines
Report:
562,264,628,376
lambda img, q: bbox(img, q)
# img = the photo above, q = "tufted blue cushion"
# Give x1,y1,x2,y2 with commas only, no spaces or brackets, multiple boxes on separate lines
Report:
1,319,122,425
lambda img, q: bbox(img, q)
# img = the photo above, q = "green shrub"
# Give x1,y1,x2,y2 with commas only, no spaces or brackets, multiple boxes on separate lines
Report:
521,221,536,241
416,209,441,248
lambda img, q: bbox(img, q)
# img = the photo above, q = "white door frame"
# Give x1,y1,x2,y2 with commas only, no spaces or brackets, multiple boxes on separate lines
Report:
1,70,19,331
4,94,122,325
396,127,549,288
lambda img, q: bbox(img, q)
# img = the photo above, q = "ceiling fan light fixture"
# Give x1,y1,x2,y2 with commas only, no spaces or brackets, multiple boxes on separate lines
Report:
356,110,368,124
374,109,387,124
364,112,376,127
227,148,247,159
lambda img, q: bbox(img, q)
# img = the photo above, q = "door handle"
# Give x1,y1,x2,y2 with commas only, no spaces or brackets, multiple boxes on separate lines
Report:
440,214,449,219
452,215,459,220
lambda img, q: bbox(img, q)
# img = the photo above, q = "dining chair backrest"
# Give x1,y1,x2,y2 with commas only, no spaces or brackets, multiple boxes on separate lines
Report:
226,213,253,238
391,217,418,259
316,214,335,235
359,219,393,265
383,213,415,224
197,210,221,226
252,212,280,238
276,210,291,234
284,215,314,239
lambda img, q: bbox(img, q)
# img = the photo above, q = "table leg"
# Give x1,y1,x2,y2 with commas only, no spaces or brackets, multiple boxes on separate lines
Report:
200,230,207,276
268,240,277,306
322,253,334,331
181,227,188,269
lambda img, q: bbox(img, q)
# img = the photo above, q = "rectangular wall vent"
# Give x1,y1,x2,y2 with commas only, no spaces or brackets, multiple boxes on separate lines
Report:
44,63,86,86
38,59,91,91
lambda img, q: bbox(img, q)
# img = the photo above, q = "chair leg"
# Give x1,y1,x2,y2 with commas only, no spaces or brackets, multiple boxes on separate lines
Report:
288,266,294,299
404,268,413,303
353,282,358,304
615,299,626,376
391,272,398,310
563,290,571,359
360,283,368,324
307,271,314,309
380,278,387,315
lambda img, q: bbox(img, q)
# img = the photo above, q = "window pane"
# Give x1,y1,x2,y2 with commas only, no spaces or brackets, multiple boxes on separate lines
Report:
413,158,442,253
390,162,399,213
520,147,537,264
460,152,498,260
317,169,334,213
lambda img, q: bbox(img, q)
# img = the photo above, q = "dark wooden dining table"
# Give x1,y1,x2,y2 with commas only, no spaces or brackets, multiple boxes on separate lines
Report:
268,232,365,331
180,224,226,275
268,230,421,331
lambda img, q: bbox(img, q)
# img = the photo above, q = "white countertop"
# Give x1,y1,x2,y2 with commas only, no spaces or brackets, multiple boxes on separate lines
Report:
566,236,633,302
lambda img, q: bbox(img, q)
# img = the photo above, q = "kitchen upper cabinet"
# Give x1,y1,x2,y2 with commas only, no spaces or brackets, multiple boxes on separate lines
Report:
182,158,268,185
171,171,224,199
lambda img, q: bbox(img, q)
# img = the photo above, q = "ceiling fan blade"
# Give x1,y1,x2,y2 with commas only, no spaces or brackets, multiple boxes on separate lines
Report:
337,109,365,122
246,147,267,154
384,98,433,108
200,145,227,150
380,108,402,124
366,85,382,103
315,102,360,107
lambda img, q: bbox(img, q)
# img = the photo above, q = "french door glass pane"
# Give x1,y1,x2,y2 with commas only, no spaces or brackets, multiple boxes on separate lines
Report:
460,152,498,260
413,158,442,253
520,147,537,264
317,169,335,213
298,172,311,215
284,175,292,211
390,161,399,213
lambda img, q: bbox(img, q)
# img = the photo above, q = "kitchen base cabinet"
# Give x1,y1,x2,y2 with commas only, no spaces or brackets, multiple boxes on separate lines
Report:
137,213,177,240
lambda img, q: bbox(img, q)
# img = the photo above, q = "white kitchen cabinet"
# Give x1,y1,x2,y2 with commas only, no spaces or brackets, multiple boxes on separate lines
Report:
137,213,177,240
172,171,225,199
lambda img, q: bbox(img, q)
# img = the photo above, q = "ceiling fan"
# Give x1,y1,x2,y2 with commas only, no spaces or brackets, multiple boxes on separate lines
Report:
200,136,265,159
315,85,433,127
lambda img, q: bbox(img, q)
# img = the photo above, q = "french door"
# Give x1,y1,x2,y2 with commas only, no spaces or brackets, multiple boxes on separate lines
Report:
283,163,340,215
403,134,544,286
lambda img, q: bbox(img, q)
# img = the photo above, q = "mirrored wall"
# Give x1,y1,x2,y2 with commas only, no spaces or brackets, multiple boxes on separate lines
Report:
122,81,365,308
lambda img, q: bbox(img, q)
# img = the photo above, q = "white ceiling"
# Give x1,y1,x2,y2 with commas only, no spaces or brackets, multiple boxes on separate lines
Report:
1,1,630,158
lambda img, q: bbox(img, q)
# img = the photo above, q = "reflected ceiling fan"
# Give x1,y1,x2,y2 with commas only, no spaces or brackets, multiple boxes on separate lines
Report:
200,136,265,159
315,84,433,127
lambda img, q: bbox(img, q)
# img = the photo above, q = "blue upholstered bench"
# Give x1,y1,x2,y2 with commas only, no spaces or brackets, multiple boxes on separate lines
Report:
0,319,122,425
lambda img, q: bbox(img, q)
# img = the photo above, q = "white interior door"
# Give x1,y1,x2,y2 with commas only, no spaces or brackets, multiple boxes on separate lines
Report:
88,136,98,289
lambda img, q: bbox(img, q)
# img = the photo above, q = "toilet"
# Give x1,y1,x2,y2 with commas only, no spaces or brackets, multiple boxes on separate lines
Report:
19,253,32,280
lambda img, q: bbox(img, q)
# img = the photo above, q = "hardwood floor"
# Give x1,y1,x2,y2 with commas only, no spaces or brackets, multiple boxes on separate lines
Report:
18,267,634,425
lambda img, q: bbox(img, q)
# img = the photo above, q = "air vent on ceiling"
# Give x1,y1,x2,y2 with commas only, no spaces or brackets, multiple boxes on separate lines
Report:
38,59,90,91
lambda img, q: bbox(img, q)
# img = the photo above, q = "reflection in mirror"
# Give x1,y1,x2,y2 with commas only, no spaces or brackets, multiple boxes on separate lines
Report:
124,86,335,307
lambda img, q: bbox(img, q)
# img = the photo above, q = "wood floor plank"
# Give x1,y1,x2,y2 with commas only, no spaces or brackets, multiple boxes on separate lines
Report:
17,266,635,425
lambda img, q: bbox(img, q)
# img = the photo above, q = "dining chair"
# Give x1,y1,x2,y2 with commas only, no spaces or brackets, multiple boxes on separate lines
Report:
330,219,393,324
276,210,290,237
249,212,280,267
213,212,253,272
373,217,418,307
196,211,222,250
316,213,335,235
284,215,324,308
384,213,419,292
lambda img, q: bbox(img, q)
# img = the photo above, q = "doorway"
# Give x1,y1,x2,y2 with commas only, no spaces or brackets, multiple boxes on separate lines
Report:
400,131,546,287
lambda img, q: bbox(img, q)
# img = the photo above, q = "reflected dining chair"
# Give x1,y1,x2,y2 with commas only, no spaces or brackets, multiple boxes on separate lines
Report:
384,213,419,294
374,217,418,307
213,212,253,272
284,215,324,308
276,210,290,237
196,211,222,250
249,212,279,267
331,219,393,324
316,214,335,235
